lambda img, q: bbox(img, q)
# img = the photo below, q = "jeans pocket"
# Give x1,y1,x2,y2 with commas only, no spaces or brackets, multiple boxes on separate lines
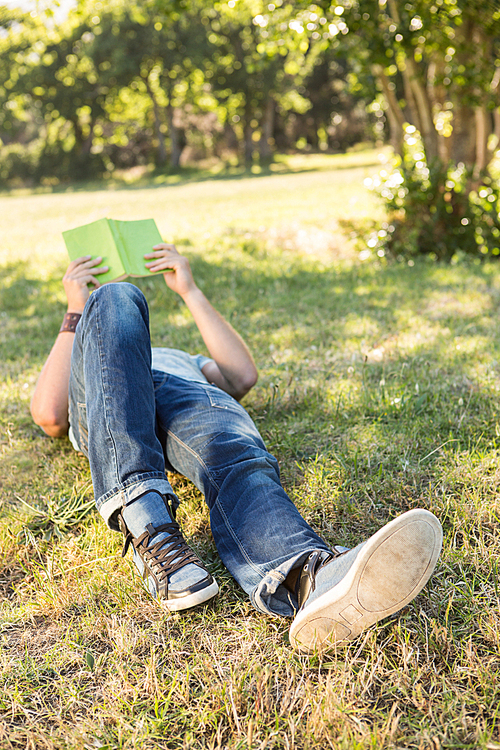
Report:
152,370,169,391
201,384,239,410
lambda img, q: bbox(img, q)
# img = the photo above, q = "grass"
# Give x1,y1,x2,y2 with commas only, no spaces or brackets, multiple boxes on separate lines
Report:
1,149,500,749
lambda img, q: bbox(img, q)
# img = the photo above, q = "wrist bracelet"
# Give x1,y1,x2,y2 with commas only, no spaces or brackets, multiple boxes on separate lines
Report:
59,312,82,333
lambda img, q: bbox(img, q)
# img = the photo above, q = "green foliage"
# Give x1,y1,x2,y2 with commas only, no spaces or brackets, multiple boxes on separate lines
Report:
0,141,42,184
368,128,500,260
298,0,500,260
0,0,372,184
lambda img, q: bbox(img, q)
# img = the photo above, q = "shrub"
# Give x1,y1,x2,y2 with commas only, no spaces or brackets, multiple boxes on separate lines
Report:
0,140,107,187
365,129,500,261
0,141,42,186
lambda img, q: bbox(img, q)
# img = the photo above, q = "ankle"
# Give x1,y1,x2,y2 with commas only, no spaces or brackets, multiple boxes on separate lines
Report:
122,490,174,538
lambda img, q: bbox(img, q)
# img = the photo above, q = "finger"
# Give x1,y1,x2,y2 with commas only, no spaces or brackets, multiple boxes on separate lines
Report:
73,255,100,265
66,256,90,273
90,265,109,275
67,256,103,272
69,260,107,276
144,252,165,260
152,243,177,252
68,266,108,282
145,259,178,271
145,249,177,259
85,272,107,286
82,256,105,268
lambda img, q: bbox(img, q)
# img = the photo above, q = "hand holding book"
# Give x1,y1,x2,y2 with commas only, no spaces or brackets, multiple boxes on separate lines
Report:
145,243,198,298
63,218,165,283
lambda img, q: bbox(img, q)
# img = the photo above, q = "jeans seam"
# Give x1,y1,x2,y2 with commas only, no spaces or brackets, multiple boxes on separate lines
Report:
153,370,169,390
166,430,220,492
95,298,120,487
166,430,265,578
213,496,264,577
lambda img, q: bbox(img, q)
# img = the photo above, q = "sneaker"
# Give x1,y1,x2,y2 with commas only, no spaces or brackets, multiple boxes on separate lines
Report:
118,491,218,612
289,508,442,653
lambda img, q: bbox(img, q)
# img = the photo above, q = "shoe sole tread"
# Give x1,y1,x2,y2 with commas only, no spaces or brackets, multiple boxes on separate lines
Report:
289,509,442,653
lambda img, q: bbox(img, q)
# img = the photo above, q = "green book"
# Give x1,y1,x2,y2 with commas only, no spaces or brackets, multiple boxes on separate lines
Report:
62,218,164,284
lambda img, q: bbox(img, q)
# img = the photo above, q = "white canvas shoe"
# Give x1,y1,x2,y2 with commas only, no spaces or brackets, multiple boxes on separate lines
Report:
289,508,442,653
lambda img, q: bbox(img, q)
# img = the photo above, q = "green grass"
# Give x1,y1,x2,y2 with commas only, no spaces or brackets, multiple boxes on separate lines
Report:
1,150,500,749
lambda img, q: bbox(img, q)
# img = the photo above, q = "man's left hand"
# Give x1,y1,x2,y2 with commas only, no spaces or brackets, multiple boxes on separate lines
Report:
145,244,198,298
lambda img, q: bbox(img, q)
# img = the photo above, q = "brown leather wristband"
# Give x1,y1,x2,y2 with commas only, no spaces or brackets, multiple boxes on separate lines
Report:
59,312,82,333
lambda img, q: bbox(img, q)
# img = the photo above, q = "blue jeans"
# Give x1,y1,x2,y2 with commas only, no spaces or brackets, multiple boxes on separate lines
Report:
68,283,331,616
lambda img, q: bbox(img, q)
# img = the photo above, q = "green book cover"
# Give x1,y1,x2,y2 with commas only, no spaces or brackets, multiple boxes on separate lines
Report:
62,218,163,284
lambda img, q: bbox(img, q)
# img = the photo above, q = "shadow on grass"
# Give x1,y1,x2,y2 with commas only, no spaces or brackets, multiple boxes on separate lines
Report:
2,252,500,365
2,253,500,484
0,261,66,363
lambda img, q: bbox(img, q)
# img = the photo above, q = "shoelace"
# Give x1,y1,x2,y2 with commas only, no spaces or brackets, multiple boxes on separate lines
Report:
121,521,202,580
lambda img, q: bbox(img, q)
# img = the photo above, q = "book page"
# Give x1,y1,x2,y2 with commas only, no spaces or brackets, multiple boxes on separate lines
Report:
63,218,126,283
110,219,163,277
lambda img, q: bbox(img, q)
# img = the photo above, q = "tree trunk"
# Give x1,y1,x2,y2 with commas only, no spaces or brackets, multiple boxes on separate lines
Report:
474,106,492,179
449,102,477,169
400,64,421,133
373,65,405,155
72,118,94,157
426,60,450,163
407,58,439,161
144,76,167,166
166,103,184,169
80,120,94,157
243,98,254,166
259,95,275,161
386,0,441,163
492,108,500,155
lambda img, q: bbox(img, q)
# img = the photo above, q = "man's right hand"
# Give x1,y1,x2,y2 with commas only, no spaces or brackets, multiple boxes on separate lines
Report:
62,256,109,313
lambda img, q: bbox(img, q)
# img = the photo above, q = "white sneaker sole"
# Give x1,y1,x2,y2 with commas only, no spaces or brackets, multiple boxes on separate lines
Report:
289,509,442,653
160,579,219,612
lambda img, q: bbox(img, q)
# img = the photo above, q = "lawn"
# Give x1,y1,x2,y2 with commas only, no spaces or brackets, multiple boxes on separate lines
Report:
1,150,500,749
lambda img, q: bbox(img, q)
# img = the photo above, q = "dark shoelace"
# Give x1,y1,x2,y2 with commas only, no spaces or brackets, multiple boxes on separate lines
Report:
121,521,202,580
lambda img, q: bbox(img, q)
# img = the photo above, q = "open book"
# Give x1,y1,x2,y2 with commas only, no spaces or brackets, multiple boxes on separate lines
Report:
62,218,164,283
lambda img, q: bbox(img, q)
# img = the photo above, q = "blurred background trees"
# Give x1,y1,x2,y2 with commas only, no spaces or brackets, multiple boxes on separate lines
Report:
1,0,500,259
0,0,376,181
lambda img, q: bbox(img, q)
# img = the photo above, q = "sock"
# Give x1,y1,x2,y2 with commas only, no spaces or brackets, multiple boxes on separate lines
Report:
122,491,206,593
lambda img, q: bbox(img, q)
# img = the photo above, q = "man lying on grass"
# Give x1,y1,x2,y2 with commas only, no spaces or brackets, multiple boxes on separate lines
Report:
31,245,442,653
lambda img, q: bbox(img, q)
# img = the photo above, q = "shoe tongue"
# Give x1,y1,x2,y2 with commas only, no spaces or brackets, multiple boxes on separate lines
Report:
297,550,337,608
297,551,322,607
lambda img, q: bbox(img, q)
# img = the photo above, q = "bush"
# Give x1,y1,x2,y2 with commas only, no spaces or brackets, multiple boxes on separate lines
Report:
0,141,42,186
365,129,500,261
0,140,107,187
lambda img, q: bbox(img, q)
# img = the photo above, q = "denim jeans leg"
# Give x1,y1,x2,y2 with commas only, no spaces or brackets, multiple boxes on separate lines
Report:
153,375,332,617
68,283,174,527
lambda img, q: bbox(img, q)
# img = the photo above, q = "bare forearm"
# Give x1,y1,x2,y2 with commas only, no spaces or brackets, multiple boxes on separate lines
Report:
181,287,258,398
31,332,75,436
145,244,258,398
31,257,108,437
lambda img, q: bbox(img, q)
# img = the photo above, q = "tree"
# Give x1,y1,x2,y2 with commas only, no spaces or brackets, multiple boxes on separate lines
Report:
292,0,500,258
85,1,212,168
0,8,115,179
194,1,328,164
